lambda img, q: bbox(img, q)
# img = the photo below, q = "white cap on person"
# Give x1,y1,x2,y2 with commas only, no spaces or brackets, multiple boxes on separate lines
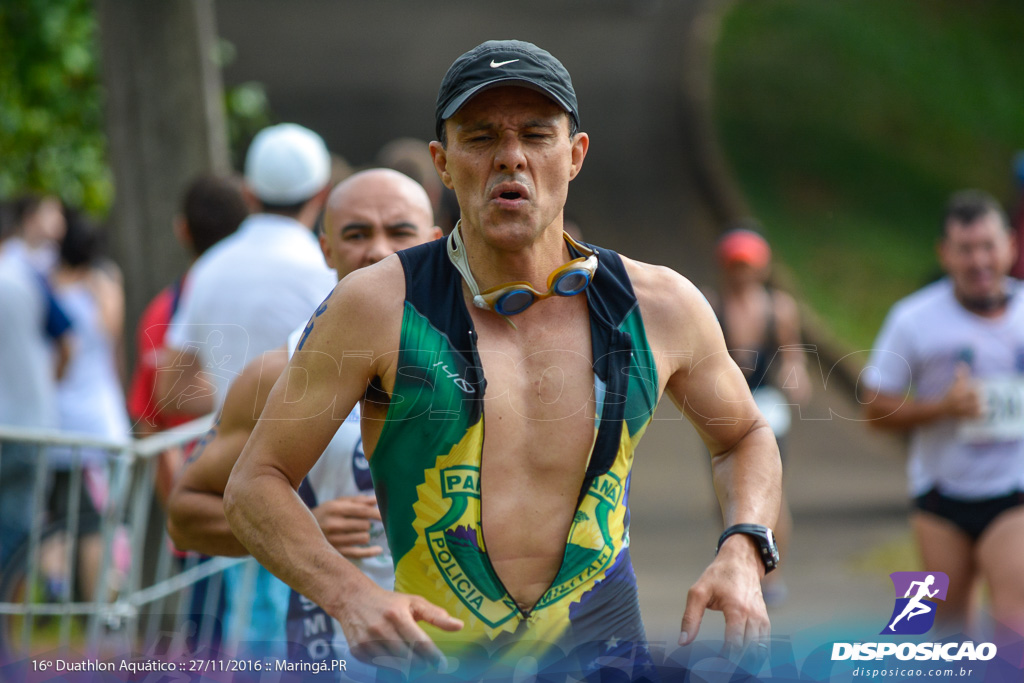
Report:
244,123,331,204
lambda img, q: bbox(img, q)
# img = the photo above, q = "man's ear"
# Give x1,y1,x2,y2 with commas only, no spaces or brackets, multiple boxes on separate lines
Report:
319,230,334,270
935,236,948,272
241,185,261,213
173,215,194,253
569,132,589,181
429,141,454,190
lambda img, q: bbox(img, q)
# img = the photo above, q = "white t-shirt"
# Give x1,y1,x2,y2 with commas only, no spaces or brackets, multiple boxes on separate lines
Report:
51,282,131,467
0,251,58,430
864,278,1024,498
165,214,335,409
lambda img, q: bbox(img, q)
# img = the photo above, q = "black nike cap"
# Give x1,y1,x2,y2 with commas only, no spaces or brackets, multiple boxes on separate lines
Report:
435,39,579,141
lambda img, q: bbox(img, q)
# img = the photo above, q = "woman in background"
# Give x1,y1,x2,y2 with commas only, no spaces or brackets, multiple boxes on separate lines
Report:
49,209,131,598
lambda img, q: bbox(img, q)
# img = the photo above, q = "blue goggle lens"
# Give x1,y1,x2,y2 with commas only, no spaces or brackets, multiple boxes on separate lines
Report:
496,290,536,316
553,270,591,296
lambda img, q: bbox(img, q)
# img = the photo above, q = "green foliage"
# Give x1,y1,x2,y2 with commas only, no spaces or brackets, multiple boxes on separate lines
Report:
0,5,271,218
215,38,273,170
225,81,272,171
714,0,1024,349
0,0,111,214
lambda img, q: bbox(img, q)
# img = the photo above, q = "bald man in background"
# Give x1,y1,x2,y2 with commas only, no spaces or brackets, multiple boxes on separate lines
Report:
167,169,441,663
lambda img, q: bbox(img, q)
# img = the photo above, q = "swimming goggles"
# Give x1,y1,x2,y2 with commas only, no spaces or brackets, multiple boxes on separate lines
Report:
446,221,599,318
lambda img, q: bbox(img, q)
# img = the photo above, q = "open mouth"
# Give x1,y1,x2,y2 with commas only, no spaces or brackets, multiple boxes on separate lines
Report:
491,182,529,203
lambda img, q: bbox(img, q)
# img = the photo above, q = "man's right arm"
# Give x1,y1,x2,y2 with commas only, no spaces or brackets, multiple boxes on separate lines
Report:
863,366,981,431
862,304,982,431
223,261,462,665
862,307,982,432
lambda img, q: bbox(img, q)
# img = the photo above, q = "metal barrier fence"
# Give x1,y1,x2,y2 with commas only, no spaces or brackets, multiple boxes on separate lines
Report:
0,415,260,664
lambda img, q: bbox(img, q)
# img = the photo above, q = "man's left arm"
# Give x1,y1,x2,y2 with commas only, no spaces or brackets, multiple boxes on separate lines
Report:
632,261,781,649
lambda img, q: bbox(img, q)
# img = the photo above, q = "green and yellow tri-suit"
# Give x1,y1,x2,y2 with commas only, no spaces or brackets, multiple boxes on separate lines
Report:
369,237,660,670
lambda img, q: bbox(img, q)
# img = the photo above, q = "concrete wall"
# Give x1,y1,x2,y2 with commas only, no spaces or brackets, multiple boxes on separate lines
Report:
214,0,726,284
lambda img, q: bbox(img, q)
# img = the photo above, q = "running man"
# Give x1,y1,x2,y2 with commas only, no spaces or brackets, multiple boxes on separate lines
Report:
166,169,441,659
224,40,781,672
888,575,940,632
864,189,1024,639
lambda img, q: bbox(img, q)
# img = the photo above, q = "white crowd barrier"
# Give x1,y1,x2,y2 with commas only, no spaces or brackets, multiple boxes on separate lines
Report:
0,414,260,663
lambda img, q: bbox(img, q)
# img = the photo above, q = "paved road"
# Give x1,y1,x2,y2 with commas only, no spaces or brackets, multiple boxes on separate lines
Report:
215,0,722,281
629,387,911,650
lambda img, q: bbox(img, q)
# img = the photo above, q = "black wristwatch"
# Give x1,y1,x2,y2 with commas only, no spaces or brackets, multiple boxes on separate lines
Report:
716,523,779,574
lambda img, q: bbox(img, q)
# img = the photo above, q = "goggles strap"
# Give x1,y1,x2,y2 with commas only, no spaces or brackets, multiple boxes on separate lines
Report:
447,222,518,328
446,222,482,300
445,221,597,327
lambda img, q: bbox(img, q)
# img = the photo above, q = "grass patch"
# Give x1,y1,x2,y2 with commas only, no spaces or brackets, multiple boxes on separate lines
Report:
713,0,1024,349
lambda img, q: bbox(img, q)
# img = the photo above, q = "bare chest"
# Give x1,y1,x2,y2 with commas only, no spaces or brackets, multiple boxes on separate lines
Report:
473,315,597,474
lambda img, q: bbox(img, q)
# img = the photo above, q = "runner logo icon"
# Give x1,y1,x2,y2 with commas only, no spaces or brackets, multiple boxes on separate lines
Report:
881,571,949,635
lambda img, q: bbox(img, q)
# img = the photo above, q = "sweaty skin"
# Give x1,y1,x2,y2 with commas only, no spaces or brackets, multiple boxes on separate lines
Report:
224,86,781,665
166,169,441,559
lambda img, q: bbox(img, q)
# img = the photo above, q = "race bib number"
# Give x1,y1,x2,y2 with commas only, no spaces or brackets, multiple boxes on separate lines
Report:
958,375,1024,444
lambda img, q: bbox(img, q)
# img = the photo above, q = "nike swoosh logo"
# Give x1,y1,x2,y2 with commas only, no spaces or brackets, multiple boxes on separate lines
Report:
490,59,519,68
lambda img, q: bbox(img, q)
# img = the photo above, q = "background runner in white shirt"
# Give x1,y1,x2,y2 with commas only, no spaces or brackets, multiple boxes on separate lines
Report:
864,189,1024,641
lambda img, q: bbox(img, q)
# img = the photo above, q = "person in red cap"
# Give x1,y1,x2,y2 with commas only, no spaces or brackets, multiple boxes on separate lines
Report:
712,226,812,606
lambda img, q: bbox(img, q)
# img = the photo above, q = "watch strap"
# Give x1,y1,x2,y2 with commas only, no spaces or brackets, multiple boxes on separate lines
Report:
716,523,779,573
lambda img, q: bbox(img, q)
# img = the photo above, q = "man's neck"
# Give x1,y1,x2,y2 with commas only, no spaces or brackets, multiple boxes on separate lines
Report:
461,222,568,292
723,280,766,299
260,200,320,230
954,283,1011,318
954,290,1011,317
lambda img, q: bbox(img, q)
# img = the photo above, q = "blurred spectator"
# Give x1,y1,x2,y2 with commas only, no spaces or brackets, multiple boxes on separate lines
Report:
52,209,128,449
710,226,811,606
0,203,68,565
863,190,1024,639
7,194,66,275
167,168,441,664
329,153,354,188
38,209,128,596
161,123,336,414
128,175,248,507
121,176,246,650
4,195,74,376
160,123,335,647
129,176,248,434
376,136,459,233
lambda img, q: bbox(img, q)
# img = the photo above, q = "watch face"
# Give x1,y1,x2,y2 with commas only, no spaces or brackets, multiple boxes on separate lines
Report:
765,527,780,566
